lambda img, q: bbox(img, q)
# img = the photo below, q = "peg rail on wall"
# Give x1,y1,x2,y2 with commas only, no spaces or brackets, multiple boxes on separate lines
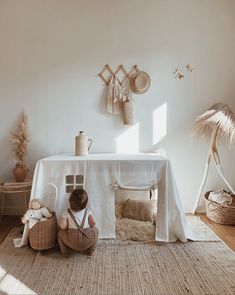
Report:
98,64,140,85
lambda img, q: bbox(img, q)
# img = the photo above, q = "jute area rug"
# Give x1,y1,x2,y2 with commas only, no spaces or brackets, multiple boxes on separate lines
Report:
0,217,234,295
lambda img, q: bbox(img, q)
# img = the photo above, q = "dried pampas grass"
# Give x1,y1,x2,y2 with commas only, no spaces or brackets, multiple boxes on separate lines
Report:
192,103,235,147
11,111,30,166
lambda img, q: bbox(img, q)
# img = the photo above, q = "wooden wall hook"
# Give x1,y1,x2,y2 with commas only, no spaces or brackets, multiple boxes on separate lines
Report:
98,64,141,85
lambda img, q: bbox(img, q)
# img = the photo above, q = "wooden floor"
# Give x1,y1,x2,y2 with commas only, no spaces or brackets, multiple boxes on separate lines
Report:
0,216,21,245
0,215,234,251
198,214,235,251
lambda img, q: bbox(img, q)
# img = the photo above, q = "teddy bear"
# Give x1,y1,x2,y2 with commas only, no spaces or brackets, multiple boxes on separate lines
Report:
21,198,53,229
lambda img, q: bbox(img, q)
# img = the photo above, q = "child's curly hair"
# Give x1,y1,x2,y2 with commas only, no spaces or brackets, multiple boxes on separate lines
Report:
69,189,88,211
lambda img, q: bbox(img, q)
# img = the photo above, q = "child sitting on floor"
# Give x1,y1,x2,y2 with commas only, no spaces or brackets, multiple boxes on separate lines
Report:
58,188,98,257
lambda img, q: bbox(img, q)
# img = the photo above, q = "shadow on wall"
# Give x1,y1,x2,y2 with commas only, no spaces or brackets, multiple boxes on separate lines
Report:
114,102,168,153
27,145,51,179
97,85,108,115
115,123,140,153
0,141,49,181
0,134,13,180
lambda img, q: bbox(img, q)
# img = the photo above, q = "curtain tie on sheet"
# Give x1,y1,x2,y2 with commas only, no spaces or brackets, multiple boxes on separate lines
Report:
112,183,158,191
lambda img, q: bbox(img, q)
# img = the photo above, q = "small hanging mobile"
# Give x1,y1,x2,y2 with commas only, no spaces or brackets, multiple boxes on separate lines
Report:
173,68,184,79
173,64,194,79
185,64,194,72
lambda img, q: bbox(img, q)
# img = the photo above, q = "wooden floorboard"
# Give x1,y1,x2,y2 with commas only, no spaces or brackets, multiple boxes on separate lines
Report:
0,215,21,245
0,214,234,251
197,213,235,251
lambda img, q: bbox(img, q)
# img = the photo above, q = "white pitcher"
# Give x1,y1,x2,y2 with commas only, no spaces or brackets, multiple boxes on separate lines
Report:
75,131,92,156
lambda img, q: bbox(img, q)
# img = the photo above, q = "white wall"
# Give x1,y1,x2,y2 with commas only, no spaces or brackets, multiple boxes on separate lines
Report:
0,0,235,213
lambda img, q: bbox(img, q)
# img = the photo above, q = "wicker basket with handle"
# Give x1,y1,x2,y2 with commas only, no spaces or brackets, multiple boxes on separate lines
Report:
204,191,235,225
122,101,134,125
28,212,58,250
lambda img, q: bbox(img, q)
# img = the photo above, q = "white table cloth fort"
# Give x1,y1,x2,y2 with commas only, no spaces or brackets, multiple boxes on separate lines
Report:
27,153,193,243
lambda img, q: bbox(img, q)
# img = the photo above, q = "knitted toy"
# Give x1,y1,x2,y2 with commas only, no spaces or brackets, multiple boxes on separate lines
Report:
21,199,52,229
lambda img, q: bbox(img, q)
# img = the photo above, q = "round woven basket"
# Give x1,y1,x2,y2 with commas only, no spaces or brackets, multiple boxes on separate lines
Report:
29,212,58,250
204,191,235,225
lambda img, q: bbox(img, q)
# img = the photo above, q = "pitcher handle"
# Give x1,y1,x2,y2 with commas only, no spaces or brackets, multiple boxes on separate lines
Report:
88,139,92,151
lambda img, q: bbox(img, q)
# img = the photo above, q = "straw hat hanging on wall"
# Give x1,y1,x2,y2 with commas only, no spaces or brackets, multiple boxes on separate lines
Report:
130,71,151,94
192,103,235,213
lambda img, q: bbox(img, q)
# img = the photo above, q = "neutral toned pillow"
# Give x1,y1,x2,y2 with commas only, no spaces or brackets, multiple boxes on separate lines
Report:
122,199,157,222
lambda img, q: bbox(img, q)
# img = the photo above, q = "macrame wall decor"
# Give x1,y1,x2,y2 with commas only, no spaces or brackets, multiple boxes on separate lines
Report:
98,65,151,125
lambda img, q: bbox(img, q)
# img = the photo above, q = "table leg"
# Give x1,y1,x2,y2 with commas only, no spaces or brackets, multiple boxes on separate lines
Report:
0,193,6,222
24,192,29,211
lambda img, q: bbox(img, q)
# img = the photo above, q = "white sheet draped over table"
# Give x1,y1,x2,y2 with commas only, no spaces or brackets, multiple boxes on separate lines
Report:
27,153,193,243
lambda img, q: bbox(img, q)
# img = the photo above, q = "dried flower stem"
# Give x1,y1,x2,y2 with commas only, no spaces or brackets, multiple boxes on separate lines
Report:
11,111,30,166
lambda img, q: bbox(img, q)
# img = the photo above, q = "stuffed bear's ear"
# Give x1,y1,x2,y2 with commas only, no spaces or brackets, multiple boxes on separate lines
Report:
29,198,43,209
28,199,34,209
21,216,27,224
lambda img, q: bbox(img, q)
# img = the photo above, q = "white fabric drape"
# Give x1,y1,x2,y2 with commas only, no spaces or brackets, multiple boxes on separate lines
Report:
16,153,194,247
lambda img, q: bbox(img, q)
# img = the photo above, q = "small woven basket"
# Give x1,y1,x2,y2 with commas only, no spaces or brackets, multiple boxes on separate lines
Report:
204,191,235,225
123,101,134,125
29,212,58,250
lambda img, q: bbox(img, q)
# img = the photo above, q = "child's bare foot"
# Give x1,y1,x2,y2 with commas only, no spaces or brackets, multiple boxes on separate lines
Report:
87,248,97,256
61,252,70,258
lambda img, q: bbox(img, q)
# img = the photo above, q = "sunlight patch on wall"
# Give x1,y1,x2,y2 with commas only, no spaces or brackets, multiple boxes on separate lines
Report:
0,266,37,295
115,123,140,153
153,103,167,145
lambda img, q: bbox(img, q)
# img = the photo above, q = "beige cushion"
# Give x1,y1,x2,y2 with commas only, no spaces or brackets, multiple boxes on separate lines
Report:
115,202,125,219
122,199,157,222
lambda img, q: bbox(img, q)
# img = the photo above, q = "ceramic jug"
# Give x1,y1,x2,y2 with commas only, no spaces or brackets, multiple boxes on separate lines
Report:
75,131,92,156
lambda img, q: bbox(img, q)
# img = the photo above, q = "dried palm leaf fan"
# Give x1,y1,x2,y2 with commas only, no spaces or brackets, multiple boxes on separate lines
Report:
192,103,235,213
